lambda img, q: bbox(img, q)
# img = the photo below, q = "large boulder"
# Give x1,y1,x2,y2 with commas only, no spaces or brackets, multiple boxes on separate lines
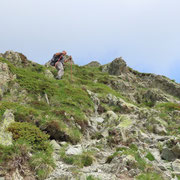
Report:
0,110,15,146
102,57,129,75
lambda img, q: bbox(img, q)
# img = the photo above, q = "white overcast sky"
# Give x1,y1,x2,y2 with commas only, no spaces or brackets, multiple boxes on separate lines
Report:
0,0,180,82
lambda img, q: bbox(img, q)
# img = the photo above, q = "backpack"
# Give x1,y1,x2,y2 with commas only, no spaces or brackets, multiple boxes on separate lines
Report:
50,54,63,66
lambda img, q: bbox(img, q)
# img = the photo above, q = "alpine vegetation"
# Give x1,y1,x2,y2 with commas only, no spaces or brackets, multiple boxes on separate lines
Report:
0,50,179,180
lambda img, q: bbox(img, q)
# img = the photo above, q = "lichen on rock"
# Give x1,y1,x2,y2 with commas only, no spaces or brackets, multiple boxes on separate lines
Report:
0,110,15,146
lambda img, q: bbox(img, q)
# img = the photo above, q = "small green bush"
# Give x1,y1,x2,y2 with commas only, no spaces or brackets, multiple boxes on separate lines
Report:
8,122,50,150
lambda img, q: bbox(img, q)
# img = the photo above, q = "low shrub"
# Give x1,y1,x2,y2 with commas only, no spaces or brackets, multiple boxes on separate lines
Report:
8,122,50,151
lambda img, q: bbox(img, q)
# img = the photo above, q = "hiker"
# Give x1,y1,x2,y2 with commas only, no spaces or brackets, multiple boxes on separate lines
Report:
50,51,72,79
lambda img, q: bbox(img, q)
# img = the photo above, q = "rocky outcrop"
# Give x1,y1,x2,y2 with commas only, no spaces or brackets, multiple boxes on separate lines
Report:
102,57,129,75
85,61,101,67
0,110,15,146
0,50,29,67
0,61,15,99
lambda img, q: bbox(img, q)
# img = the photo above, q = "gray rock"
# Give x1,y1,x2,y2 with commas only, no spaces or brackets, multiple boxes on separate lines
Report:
90,117,104,123
87,90,100,115
1,50,29,67
0,110,15,146
105,94,136,113
153,124,167,135
102,111,118,122
0,62,13,98
172,143,180,158
44,69,54,79
79,173,86,180
142,89,168,105
102,57,129,76
172,159,180,172
161,148,176,161
50,140,61,150
101,129,109,138
66,145,83,155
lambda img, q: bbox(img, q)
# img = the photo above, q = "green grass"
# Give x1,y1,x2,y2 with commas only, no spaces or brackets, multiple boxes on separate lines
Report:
0,139,55,180
59,145,94,168
145,152,155,161
0,57,131,143
86,175,101,180
106,146,149,171
136,172,164,180
156,102,180,111
30,150,55,180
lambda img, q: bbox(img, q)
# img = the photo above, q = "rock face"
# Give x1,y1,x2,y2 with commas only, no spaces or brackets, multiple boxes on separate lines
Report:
0,110,15,146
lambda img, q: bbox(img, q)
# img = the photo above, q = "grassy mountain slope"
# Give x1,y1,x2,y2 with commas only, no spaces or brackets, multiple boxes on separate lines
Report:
0,52,179,180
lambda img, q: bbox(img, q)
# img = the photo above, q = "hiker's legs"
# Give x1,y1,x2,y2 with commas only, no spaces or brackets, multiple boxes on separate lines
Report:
56,62,64,79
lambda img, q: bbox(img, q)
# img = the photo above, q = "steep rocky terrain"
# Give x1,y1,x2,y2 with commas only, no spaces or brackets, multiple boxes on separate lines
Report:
0,51,179,180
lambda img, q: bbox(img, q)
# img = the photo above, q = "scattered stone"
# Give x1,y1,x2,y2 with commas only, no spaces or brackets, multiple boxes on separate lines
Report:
66,145,83,155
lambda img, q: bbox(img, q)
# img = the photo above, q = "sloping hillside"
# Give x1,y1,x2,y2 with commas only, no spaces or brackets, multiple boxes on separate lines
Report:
0,51,179,180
